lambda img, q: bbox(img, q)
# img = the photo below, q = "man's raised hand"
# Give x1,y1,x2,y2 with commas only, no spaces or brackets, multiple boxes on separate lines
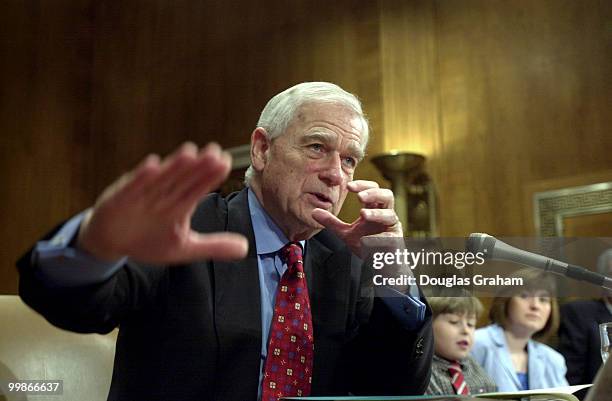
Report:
311,180,403,258
77,142,248,264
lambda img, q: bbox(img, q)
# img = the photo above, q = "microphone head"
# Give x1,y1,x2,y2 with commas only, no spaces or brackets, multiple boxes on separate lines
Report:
466,233,496,259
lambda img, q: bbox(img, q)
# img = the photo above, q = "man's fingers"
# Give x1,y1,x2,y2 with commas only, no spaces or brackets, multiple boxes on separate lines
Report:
360,208,399,227
168,150,232,213
357,188,394,209
148,142,208,201
183,232,249,262
347,180,380,193
311,208,351,232
119,154,162,201
146,143,230,214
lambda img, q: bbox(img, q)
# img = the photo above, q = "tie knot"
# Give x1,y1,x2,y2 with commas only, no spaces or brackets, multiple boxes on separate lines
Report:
281,242,303,270
449,362,462,373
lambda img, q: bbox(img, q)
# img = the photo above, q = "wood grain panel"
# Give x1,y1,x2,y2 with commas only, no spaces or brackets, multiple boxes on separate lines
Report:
0,0,383,294
437,0,612,236
0,1,94,294
380,0,441,157
87,0,384,228
563,213,612,237
379,0,612,237
3,0,610,295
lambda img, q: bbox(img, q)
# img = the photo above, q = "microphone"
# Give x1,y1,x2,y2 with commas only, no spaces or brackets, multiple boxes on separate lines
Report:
466,233,612,291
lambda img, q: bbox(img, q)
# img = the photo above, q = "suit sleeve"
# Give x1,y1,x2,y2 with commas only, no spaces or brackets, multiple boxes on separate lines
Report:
16,194,231,335
342,255,433,395
558,303,589,385
17,220,167,334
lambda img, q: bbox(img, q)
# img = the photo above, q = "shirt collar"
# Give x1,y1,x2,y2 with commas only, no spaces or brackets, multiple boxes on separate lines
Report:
247,187,305,255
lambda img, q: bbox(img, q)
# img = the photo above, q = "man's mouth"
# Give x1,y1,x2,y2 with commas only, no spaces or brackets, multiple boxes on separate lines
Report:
308,192,334,208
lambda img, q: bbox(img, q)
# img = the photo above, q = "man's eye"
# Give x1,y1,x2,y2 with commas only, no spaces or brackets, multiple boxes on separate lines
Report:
342,157,356,168
309,143,324,152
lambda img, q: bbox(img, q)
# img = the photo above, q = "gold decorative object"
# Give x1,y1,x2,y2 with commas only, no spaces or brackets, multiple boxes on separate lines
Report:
371,152,436,237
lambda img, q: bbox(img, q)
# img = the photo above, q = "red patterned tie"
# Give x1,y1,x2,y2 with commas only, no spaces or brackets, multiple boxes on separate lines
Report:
261,242,314,401
449,361,470,395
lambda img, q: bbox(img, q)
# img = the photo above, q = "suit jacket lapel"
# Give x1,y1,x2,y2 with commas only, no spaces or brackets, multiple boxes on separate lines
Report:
306,234,352,337
213,189,262,396
596,299,612,323
306,233,360,393
304,238,332,305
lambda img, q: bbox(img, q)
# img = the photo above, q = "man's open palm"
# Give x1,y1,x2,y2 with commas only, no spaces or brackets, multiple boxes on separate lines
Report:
77,142,248,264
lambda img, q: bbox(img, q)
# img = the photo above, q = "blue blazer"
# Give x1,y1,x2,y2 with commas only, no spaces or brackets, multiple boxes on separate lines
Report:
471,324,568,392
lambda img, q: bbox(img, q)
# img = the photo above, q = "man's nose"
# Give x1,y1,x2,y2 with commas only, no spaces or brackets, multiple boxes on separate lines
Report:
319,154,343,186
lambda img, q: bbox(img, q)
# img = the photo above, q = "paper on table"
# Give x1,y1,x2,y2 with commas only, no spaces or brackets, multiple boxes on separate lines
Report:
476,384,592,401
281,385,593,401
282,395,505,401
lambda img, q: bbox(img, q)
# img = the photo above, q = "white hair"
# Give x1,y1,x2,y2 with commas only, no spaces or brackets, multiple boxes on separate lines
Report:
244,82,369,185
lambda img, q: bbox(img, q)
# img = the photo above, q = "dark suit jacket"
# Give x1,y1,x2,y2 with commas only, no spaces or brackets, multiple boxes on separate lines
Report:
17,189,432,401
558,300,612,385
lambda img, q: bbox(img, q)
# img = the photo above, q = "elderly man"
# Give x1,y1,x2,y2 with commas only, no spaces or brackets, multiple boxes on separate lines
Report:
18,82,432,401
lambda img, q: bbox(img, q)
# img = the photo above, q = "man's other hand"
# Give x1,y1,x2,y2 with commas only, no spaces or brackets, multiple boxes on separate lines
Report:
311,180,403,258
77,142,249,264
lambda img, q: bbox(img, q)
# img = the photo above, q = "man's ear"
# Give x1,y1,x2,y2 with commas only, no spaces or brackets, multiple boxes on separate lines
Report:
250,127,270,173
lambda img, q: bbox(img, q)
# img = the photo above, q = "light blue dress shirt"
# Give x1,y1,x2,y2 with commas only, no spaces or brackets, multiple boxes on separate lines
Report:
32,210,127,287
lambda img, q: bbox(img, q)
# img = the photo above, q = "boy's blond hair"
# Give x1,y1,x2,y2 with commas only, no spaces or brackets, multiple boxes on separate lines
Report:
429,296,483,319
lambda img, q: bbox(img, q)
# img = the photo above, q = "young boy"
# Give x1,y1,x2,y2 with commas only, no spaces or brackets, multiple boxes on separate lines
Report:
426,296,497,395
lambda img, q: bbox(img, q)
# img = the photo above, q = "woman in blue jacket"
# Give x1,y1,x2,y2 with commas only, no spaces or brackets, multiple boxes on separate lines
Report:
471,270,568,392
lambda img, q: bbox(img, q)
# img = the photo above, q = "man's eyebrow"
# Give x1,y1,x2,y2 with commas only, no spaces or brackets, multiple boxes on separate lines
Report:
348,144,365,162
301,132,335,143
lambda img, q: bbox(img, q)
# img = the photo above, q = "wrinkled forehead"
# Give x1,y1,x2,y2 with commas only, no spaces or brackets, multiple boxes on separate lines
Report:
294,101,368,149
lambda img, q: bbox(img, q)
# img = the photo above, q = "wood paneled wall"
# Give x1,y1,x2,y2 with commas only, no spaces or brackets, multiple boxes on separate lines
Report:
1,0,610,294
85,1,384,190
0,1,95,294
381,0,612,236
0,0,384,294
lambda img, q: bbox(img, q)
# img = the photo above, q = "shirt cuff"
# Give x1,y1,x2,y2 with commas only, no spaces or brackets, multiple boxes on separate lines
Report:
32,211,126,287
